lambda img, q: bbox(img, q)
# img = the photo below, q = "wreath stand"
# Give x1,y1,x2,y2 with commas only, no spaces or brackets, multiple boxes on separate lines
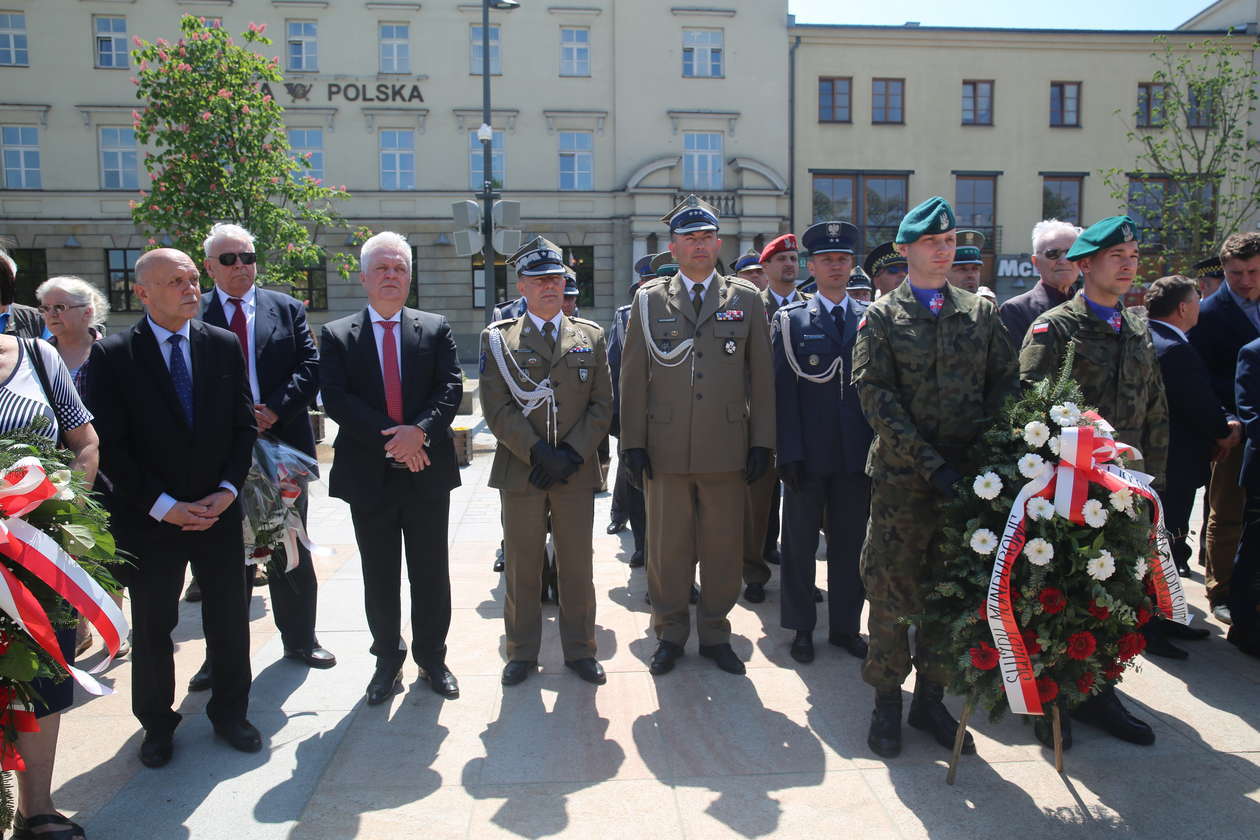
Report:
945,696,1064,784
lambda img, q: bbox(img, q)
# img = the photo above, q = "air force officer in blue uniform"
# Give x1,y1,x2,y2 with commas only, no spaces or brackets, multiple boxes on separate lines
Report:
772,221,873,664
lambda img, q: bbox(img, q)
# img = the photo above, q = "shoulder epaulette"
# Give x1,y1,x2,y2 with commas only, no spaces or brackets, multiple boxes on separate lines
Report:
487,317,516,330
639,277,669,291
780,299,808,313
571,316,603,330
727,276,760,294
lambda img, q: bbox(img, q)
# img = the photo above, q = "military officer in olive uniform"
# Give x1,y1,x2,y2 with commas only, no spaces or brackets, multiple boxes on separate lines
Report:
734,250,765,287
863,241,909,300
853,197,1017,758
773,220,873,664
479,237,613,687
620,195,776,676
1019,215,1177,749
947,230,985,293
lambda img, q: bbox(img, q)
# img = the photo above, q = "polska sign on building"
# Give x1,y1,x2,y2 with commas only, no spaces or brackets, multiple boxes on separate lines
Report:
259,81,425,103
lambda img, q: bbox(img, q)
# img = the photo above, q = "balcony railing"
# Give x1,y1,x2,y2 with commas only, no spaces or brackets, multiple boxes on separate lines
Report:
673,191,739,217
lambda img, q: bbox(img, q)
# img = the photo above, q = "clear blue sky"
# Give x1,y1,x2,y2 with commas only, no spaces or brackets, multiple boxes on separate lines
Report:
787,0,1215,30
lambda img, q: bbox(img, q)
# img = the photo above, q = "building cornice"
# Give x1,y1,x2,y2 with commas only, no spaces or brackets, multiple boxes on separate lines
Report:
361,107,428,133
452,108,519,132
542,109,608,134
0,103,51,127
666,109,739,135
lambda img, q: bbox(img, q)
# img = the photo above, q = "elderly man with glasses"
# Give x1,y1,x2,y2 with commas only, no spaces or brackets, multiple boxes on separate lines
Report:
999,219,1082,343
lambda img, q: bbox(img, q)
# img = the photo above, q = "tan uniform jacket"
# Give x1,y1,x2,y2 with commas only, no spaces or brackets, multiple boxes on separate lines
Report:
479,313,613,491
762,287,811,322
619,272,775,474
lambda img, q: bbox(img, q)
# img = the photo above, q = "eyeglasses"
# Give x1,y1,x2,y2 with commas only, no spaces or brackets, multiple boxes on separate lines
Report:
216,252,257,266
1039,248,1069,261
37,303,87,315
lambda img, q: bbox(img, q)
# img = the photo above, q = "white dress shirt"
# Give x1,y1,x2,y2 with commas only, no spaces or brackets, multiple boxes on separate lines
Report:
679,269,717,302
215,284,261,402
815,291,850,317
526,310,563,338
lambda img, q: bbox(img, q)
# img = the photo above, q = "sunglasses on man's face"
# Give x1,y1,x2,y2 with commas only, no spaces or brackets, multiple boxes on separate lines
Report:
1040,248,1069,261
216,252,257,266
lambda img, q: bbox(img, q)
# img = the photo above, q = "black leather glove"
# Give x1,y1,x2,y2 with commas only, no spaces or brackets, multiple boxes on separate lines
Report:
608,414,621,439
778,461,805,493
623,448,652,489
745,446,772,485
556,442,584,480
931,465,964,500
530,441,573,484
528,463,555,490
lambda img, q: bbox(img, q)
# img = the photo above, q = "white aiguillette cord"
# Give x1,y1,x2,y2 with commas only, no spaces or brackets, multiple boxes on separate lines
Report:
777,307,844,396
637,290,694,368
487,326,559,446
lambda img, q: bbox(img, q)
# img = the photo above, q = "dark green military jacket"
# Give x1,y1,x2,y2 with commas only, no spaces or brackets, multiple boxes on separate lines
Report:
853,281,1017,487
1018,294,1169,487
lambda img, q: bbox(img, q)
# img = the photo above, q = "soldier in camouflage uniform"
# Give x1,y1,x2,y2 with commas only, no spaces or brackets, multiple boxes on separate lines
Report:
852,196,1017,758
1018,215,1173,750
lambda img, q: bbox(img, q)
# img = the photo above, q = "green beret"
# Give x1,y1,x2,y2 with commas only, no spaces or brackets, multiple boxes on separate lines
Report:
1066,215,1140,262
953,229,985,265
896,196,956,244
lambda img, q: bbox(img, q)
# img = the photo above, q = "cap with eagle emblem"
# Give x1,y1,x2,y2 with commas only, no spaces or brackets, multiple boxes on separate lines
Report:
953,230,986,265
662,194,720,234
508,236,567,276
896,196,956,244
802,220,860,255
1065,215,1142,262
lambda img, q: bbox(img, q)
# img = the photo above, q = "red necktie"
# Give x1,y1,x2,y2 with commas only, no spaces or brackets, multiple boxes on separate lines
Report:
377,321,404,424
228,297,249,361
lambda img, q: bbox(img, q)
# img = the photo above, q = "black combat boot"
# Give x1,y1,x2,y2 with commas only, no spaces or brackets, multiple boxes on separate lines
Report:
908,677,975,754
867,689,903,757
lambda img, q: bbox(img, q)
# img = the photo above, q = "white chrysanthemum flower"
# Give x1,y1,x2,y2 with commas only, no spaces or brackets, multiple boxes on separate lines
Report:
970,528,998,555
1086,550,1116,581
1049,402,1082,428
1023,420,1051,448
1082,498,1108,528
1134,557,1148,580
1024,538,1054,567
1026,497,1056,521
973,471,1003,500
49,469,75,501
1018,452,1047,480
1048,436,1061,456
1109,487,1134,513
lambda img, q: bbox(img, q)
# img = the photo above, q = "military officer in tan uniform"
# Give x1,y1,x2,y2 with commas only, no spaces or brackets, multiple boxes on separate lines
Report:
620,195,776,676
479,237,613,687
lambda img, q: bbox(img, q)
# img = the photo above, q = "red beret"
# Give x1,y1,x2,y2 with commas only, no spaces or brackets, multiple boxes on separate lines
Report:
760,234,799,263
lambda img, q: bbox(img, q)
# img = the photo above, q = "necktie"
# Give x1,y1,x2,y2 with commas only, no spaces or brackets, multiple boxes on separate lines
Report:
167,334,194,424
228,297,249,361
827,302,843,332
543,321,557,352
377,321,404,424
692,283,705,315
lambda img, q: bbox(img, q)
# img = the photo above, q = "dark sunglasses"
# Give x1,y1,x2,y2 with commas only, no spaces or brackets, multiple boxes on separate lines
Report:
1040,248,1069,261
216,252,257,266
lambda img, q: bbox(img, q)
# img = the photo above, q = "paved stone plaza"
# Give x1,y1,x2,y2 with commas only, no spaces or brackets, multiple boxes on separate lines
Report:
51,424,1260,839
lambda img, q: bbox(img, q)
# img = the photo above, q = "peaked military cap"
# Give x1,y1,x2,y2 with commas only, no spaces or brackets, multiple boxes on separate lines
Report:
863,241,907,277
802,220,859,255
760,233,799,263
847,265,873,290
662,194,720,234
1066,215,1140,262
896,196,956,244
508,236,566,276
733,250,762,273
650,251,679,276
953,229,986,264
634,253,658,279
1193,255,1224,278
563,268,580,296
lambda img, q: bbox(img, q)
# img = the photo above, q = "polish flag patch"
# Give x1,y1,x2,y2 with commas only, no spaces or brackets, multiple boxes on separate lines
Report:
858,316,867,330
1032,322,1050,335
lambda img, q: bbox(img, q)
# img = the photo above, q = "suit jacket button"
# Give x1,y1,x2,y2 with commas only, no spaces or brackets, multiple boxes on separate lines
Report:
696,393,703,400
696,372,704,379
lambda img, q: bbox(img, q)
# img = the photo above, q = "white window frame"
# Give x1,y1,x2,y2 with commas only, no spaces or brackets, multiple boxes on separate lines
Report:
560,27,589,77
558,131,593,191
469,129,505,191
94,15,129,69
682,28,723,78
378,22,410,75
286,20,318,72
682,131,723,190
99,126,138,190
1,125,40,189
379,129,415,191
0,12,28,67
287,128,324,182
470,24,501,75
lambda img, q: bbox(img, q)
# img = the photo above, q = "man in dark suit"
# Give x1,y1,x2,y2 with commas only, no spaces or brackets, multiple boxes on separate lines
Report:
87,248,259,767
1190,232,1260,625
196,223,332,676
998,219,1080,344
0,248,46,338
320,232,463,705
1229,335,1260,654
772,221,873,664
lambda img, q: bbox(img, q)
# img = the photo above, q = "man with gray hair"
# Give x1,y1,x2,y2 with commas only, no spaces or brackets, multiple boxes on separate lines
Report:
320,231,464,706
999,219,1081,343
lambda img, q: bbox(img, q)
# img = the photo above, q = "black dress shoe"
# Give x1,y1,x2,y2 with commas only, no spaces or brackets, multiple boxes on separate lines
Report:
565,657,607,684
699,643,746,674
789,631,814,663
814,587,824,603
629,550,645,568
501,660,536,686
743,582,766,604
140,730,174,768
908,678,975,754
649,640,684,675
690,584,701,605
1155,616,1210,641
493,555,505,573
422,664,460,698
1143,629,1189,660
607,519,627,534
184,579,202,603
1033,701,1073,751
1072,687,1155,745
868,690,903,758
188,661,212,693
1176,561,1192,576
828,633,869,659
365,663,403,706
284,646,337,669
764,548,781,566
214,720,263,753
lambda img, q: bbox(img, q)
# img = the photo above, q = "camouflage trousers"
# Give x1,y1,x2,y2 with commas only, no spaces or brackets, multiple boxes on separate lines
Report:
860,479,951,691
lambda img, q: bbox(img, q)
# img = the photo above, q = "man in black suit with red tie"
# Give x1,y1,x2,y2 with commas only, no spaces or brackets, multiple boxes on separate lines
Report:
87,248,259,767
320,232,463,705
187,223,333,690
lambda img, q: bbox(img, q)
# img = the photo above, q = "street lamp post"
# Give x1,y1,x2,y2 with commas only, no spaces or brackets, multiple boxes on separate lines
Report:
480,0,519,326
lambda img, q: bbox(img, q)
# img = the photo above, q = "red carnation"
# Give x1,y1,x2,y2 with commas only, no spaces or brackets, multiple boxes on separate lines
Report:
1136,606,1152,627
1036,676,1059,703
1087,600,1110,621
969,641,1000,671
977,603,988,621
1067,631,1098,661
1103,660,1125,681
1118,631,1147,661
1038,588,1067,614
1076,671,1096,694
1021,628,1042,655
